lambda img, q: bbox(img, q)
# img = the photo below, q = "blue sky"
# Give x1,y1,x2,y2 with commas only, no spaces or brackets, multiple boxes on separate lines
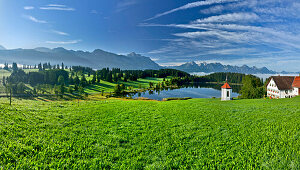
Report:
0,0,300,71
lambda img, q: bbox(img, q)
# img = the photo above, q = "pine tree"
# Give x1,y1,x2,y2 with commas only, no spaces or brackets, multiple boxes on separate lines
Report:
80,75,87,87
38,63,42,71
114,84,121,95
92,73,96,84
74,76,80,85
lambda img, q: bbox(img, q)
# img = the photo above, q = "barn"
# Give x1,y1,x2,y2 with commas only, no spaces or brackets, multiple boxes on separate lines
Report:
267,76,300,99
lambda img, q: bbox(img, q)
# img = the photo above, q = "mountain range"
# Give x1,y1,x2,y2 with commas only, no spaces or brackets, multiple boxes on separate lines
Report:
0,47,160,70
0,46,296,74
0,45,6,50
169,61,278,74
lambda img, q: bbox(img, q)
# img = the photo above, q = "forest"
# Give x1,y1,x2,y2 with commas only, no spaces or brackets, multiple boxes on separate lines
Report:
1,62,266,99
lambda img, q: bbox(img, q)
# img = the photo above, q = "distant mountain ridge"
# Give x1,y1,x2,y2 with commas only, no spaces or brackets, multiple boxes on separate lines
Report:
170,61,278,74
0,45,6,50
0,47,161,70
0,45,295,74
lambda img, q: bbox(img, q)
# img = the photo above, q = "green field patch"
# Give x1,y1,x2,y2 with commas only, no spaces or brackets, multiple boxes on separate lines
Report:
0,97,299,168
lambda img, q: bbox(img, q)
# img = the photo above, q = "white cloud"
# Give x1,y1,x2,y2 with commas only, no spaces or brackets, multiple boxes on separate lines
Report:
145,0,239,21
116,0,138,12
52,30,69,36
24,6,34,10
40,4,75,11
48,4,67,7
45,40,81,44
142,0,300,72
23,15,47,23
193,13,259,23
200,5,225,14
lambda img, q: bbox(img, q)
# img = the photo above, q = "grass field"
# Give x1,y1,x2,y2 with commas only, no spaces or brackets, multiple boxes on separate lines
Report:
0,68,166,94
85,77,167,93
0,97,299,169
0,70,11,94
0,69,12,78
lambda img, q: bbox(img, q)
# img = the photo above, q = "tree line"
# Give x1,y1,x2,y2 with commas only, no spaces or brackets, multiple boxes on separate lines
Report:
2,62,267,99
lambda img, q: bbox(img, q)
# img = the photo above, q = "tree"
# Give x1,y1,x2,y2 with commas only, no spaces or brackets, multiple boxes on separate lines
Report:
60,84,65,97
123,74,128,82
106,72,113,82
120,84,125,91
80,75,88,87
12,62,18,72
74,84,79,91
68,86,73,94
74,76,80,85
114,84,121,95
240,75,264,99
38,63,42,71
96,72,101,83
78,85,84,96
3,63,9,70
16,82,25,94
113,73,119,82
58,75,65,85
92,73,96,84
61,62,64,70
54,85,59,97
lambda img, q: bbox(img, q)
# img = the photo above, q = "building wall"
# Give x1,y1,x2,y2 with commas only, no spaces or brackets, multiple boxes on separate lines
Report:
267,79,280,98
280,89,294,98
221,88,232,101
292,87,299,96
267,78,298,98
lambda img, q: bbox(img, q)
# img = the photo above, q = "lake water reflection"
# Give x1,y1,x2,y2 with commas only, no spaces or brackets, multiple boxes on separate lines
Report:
130,83,240,101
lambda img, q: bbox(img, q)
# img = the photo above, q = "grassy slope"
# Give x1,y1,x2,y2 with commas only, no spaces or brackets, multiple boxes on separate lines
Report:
0,97,299,169
0,70,11,93
84,77,166,93
0,68,166,94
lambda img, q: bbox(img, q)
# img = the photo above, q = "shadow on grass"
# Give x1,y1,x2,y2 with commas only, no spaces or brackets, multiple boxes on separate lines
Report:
85,83,114,92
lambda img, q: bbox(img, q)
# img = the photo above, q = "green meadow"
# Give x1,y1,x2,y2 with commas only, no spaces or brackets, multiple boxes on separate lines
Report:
0,70,12,78
0,68,167,95
84,77,166,93
0,97,299,169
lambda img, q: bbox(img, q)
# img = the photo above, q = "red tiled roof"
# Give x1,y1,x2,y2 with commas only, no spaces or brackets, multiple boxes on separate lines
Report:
221,82,231,89
292,76,300,88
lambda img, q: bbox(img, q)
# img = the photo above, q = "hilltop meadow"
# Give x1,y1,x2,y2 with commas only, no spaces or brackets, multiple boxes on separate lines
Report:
0,96,299,169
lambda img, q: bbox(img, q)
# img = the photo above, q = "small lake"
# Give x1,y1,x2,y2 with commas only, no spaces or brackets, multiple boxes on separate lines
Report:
129,84,240,101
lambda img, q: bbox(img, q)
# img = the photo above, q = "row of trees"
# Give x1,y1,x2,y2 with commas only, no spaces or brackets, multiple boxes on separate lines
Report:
2,62,71,71
203,72,250,84
2,61,268,99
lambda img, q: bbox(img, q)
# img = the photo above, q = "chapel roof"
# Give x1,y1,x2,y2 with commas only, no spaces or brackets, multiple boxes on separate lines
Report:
221,82,231,89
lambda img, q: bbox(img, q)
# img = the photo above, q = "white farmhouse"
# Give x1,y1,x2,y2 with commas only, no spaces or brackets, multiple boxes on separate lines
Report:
221,82,232,101
266,76,300,99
